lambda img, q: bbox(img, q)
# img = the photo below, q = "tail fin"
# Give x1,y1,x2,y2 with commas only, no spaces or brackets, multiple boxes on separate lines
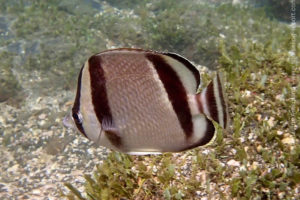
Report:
197,72,229,129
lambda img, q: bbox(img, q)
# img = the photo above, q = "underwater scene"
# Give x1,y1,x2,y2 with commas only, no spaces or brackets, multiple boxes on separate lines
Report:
0,0,299,199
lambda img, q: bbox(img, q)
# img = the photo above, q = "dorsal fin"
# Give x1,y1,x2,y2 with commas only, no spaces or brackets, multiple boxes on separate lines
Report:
162,52,200,89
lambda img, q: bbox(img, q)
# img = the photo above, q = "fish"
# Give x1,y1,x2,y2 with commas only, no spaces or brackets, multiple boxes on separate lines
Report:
63,48,229,154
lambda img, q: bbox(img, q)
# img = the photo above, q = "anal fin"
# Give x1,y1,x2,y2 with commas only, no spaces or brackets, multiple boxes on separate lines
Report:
126,151,162,155
179,116,215,152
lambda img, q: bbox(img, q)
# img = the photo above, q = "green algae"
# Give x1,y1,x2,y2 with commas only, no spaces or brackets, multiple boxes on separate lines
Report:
61,1,299,198
0,51,22,103
0,0,299,199
62,37,299,198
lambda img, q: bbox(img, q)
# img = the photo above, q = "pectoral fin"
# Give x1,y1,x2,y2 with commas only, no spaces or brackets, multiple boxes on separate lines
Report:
101,117,123,149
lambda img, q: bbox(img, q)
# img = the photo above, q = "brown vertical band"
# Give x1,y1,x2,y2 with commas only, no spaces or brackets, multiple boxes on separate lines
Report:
206,81,219,124
179,117,215,151
217,74,227,129
72,65,88,138
163,52,200,89
88,55,122,148
146,53,194,139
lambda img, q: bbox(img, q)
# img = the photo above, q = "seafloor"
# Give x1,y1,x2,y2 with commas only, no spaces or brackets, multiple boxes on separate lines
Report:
0,0,299,199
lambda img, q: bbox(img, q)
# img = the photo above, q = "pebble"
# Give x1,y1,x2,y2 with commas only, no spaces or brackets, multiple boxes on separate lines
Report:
32,189,41,195
278,192,285,199
0,116,5,124
152,166,158,173
248,132,255,141
87,148,94,155
250,161,259,170
38,113,47,120
43,130,53,137
240,165,247,171
275,94,284,101
256,114,262,121
277,130,283,136
202,149,210,155
55,118,61,123
0,90,108,199
267,117,275,127
281,136,295,145
256,144,263,153
196,170,207,183
227,159,240,167
230,149,237,155
244,90,251,98
7,164,19,173
39,120,46,126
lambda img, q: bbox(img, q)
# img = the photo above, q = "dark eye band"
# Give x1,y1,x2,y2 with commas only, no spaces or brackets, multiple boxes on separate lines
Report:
72,112,83,124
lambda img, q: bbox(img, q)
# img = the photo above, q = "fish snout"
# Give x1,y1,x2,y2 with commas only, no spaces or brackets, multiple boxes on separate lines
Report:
63,112,75,129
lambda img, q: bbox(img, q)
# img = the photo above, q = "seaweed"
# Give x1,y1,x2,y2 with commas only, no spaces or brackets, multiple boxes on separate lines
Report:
62,2,299,196
0,51,23,103
61,0,299,198
0,0,299,199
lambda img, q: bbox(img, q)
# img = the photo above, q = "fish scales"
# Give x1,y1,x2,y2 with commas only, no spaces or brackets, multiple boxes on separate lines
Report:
63,48,229,154
147,54,192,137
99,51,187,152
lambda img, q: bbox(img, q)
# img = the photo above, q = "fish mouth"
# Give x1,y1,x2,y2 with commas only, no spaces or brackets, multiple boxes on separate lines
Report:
63,112,75,129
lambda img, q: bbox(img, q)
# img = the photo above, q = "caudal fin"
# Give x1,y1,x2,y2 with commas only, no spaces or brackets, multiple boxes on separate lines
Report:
198,72,229,129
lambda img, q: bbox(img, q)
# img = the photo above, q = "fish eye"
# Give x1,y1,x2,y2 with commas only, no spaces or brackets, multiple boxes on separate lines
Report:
72,112,83,124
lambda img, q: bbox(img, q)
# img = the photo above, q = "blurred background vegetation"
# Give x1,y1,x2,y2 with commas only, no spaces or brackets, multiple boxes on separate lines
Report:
0,0,299,199
1,0,298,105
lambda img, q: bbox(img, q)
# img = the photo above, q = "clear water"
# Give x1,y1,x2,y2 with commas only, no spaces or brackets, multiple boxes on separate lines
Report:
0,0,296,199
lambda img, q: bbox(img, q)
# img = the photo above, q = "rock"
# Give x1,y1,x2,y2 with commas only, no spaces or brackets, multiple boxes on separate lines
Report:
7,164,19,173
58,0,102,15
32,189,41,195
281,135,295,145
250,161,259,170
267,117,275,127
0,55,22,103
38,113,47,120
256,144,263,153
277,130,283,136
227,159,240,167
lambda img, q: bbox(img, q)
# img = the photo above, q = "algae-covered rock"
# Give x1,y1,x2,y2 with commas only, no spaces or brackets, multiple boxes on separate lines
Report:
105,0,149,9
0,51,22,102
58,0,102,15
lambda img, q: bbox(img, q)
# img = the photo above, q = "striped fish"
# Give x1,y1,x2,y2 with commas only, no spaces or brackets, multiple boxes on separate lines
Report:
63,48,229,154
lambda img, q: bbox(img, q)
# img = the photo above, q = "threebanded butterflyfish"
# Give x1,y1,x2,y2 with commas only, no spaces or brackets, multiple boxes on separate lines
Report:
63,48,229,154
